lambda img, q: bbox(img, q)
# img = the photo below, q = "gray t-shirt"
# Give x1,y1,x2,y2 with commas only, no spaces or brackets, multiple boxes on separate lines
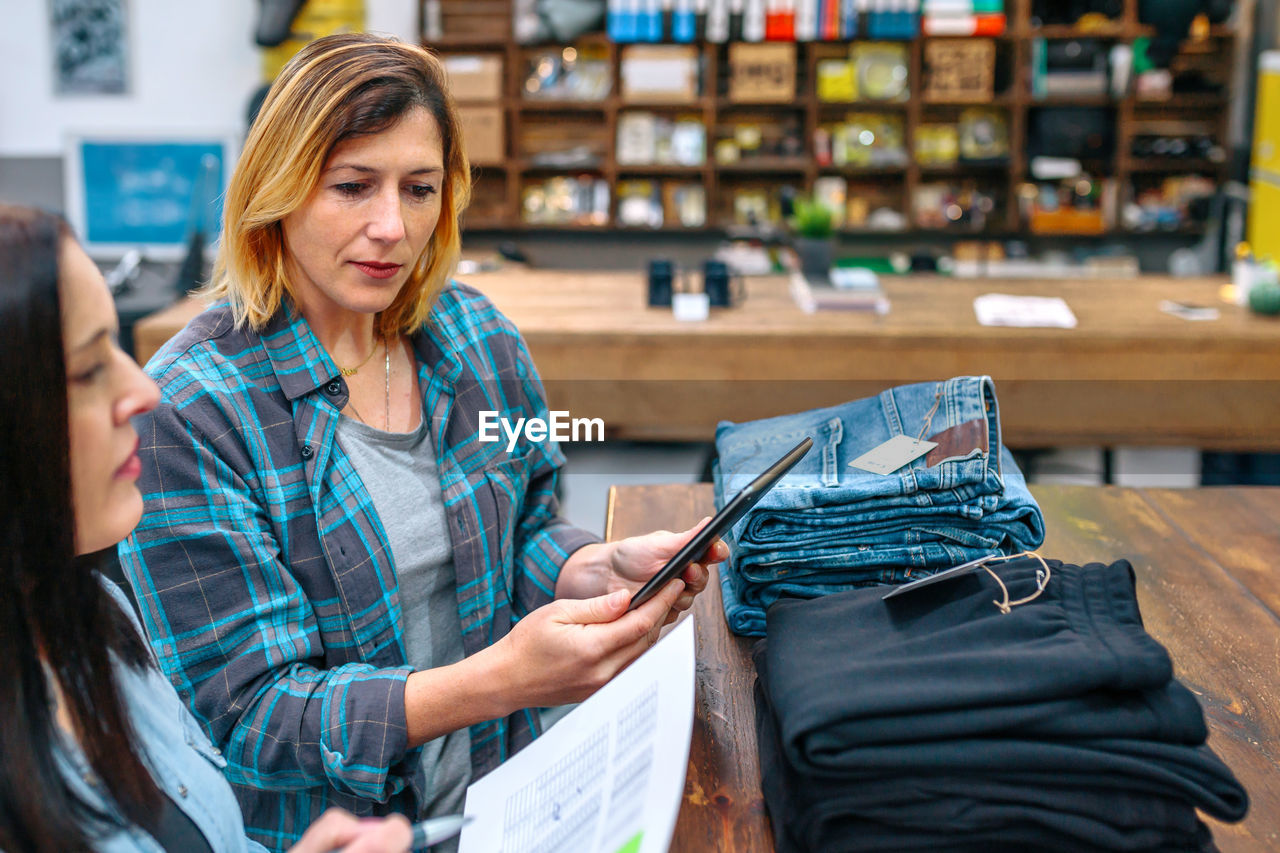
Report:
336,411,471,844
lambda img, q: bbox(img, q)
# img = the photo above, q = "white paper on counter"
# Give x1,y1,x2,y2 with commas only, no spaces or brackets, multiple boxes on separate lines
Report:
973,293,1078,329
459,616,696,853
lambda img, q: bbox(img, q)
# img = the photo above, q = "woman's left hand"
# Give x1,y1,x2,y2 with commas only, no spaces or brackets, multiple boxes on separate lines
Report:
603,518,728,622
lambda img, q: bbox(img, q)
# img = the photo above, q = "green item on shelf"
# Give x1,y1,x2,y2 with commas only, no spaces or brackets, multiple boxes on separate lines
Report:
1132,37,1154,75
1248,280,1280,315
835,257,897,274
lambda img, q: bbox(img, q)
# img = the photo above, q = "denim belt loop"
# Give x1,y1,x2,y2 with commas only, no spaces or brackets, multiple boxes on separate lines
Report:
820,418,843,487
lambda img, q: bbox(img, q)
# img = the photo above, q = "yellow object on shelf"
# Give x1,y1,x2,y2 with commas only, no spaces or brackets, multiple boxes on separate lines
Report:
1248,51,1280,262
261,0,364,82
817,59,857,103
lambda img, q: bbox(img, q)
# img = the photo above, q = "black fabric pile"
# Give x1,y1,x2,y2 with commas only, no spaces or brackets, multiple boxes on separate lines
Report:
753,557,1249,852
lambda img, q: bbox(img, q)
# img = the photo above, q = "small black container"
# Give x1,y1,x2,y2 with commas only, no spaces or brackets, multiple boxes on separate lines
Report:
648,259,674,307
704,259,731,307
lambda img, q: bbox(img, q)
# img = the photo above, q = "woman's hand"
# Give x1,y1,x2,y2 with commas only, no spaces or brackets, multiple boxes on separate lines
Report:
286,809,411,853
556,518,728,624
483,576,687,709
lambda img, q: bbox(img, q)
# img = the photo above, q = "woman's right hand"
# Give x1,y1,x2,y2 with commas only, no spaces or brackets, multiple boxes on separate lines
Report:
489,575,686,709
286,808,411,853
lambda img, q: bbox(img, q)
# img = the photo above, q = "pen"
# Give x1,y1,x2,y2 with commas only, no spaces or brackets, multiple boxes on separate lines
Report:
411,814,472,850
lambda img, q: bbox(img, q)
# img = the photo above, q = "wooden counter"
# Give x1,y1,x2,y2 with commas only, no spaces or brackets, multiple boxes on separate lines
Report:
605,483,1280,852
133,271,1280,449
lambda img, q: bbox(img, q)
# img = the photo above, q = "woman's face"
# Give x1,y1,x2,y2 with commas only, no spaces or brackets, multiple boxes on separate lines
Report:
282,107,445,322
61,239,160,555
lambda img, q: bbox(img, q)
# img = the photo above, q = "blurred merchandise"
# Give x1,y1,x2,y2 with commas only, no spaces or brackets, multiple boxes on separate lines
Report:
913,183,999,230
261,0,363,81
1130,134,1224,162
620,44,700,103
665,183,707,227
729,43,797,104
714,240,778,276
1030,0,1122,27
443,55,503,102
1122,175,1215,231
915,124,960,167
840,183,909,232
812,177,847,228
616,112,706,166
923,39,996,103
816,58,857,102
853,43,911,102
616,180,664,227
922,0,1007,37
1031,38,1109,99
521,116,609,168
816,113,907,168
521,176,610,225
615,179,705,229
716,116,804,163
515,0,604,43
1020,175,1115,235
523,44,611,101
958,108,1010,162
456,106,505,165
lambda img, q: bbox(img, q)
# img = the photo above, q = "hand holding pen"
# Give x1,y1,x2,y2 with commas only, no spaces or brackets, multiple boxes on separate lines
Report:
295,808,470,853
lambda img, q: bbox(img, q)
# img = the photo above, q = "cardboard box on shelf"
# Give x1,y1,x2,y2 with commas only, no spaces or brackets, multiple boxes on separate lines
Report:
729,43,796,103
444,55,504,102
458,105,504,165
620,45,700,104
923,39,996,103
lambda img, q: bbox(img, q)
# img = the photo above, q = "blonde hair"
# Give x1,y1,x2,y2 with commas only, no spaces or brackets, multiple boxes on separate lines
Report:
206,33,471,336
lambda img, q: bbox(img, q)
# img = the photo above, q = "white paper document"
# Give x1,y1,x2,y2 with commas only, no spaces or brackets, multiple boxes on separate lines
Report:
459,616,696,853
973,293,1078,329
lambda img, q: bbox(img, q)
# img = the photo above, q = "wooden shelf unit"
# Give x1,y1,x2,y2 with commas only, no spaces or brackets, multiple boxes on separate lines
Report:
426,0,1248,234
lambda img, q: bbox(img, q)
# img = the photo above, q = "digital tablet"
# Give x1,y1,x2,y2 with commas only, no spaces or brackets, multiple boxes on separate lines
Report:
626,436,813,612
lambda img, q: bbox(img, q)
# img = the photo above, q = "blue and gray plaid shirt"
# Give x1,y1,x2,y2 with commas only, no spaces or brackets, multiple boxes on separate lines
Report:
118,281,598,851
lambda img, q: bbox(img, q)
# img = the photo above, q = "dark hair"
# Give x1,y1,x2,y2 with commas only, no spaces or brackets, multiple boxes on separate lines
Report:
0,204,161,851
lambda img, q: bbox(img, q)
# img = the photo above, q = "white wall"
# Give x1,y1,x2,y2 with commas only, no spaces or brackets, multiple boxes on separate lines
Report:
0,0,420,157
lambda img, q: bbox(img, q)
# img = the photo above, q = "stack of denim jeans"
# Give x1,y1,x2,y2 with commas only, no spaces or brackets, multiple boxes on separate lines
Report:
752,558,1249,852
714,376,1045,636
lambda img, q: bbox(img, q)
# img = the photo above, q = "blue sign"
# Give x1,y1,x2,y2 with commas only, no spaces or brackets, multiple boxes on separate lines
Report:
77,140,228,248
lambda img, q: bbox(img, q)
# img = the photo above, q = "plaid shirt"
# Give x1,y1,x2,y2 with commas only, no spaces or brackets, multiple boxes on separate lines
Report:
118,282,598,851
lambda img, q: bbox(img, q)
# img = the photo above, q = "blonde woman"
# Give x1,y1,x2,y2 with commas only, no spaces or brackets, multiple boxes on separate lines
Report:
119,34,723,852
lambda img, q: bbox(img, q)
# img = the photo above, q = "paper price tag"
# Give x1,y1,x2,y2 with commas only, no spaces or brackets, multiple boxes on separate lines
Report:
848,435,938,476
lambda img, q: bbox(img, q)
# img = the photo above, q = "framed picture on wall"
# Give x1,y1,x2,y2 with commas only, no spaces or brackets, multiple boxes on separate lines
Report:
50,0,130,95
63,130,238,260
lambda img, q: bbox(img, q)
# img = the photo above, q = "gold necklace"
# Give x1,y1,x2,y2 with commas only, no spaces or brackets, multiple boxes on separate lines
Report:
336,338,381,377
344,338,392,431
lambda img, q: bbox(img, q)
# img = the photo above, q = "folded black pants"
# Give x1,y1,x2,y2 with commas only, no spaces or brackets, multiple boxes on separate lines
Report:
753,558,1248,851
755,683,1214,853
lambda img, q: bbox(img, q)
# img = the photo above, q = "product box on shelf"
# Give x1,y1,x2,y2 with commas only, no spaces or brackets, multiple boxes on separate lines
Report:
443,55,504,103
729,43,797,103
457,105,504,165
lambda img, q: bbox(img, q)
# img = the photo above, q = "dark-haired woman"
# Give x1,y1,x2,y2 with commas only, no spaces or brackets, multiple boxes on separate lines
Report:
0,203,412,853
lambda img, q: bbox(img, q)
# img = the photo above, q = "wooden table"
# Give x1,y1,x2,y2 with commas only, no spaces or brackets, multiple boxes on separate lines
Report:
605,483,1280,852
132,271,1280,449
